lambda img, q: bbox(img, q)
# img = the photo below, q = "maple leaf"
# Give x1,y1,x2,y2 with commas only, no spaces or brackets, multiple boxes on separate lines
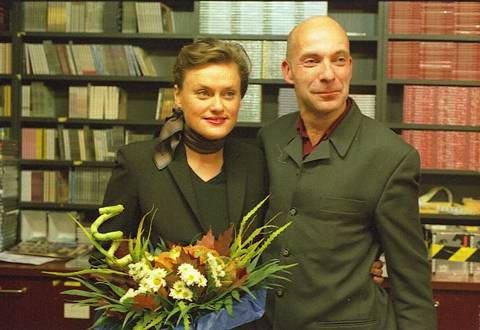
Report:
196,229,215,249
113,240,130,258
133,294,158,311
214,225,233,257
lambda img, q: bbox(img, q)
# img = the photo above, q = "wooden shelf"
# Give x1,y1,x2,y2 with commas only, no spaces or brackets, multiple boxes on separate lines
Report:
388,123,480,132
21,31,195,41
20,160,115,168
20,75,173,83
388,34,480,42
387,79,480,87
421,214,480,226
19,202,101,211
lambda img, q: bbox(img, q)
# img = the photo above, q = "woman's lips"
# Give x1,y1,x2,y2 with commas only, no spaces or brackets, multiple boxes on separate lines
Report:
205,117,226,125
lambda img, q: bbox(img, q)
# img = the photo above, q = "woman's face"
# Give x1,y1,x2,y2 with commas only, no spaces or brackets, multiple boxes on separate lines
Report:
174,62,241,140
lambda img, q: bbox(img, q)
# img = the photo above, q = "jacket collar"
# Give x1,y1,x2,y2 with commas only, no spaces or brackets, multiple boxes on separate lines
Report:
165,140,246,233
283,99,363,165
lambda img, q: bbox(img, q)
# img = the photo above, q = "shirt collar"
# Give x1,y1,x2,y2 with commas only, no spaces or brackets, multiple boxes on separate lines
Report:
296,97,352,149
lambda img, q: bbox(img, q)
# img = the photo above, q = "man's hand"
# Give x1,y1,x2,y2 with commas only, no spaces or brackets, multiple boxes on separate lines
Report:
371,260,384,285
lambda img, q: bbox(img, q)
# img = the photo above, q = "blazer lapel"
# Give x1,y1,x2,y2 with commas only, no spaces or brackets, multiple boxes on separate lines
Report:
166,143,207,232
224,141,246,227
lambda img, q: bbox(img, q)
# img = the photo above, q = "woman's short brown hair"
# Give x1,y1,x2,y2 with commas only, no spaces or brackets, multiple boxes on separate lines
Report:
173,38,251,98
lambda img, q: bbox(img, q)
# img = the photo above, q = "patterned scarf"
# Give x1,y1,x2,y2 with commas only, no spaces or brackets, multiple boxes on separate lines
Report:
153,108,226,170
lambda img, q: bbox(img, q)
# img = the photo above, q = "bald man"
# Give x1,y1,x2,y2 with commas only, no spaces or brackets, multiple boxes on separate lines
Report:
258,17,436,329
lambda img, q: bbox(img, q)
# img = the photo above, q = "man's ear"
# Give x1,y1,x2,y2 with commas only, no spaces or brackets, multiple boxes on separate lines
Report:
281,59,294,85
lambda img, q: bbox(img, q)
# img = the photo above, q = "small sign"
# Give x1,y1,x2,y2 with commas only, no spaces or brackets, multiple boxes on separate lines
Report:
64,303,90,319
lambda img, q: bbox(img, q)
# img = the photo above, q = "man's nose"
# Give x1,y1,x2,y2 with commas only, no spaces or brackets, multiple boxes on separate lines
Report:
318,61,335,81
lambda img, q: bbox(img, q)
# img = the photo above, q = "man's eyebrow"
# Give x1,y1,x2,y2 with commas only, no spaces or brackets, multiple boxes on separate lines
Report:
299,49,350,60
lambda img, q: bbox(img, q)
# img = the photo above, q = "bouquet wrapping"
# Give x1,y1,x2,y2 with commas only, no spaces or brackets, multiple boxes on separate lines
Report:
46,197,293,330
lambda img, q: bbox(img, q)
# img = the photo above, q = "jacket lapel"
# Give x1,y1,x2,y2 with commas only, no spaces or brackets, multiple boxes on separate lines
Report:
166,143,207,232
224,141,246,227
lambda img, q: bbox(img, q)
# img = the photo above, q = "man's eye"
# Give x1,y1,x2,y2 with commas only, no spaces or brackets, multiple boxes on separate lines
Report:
303,59,318,67
334,57,347,65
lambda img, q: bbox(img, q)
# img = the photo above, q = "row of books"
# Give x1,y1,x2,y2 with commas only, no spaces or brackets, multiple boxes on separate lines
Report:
238,85,262,123
123,2,174,34
403,85,480,126
21,1,176,34
0,128,11,141
402,130,480,170
69,85,127,120
388,1,480,35
388,41,480,80
22,1,120,33
231,40,286,79
278,88,376,119
0,85,11,117
0,43,11,74
24,41,166,77
22,126,125,162
199,1,327,35
21,168,111,204
0,140,19,251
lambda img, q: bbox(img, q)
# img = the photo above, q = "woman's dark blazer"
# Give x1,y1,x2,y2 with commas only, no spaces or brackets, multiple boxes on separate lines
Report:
99,137,267,245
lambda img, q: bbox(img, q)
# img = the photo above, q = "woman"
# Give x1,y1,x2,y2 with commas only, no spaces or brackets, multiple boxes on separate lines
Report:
99,38,266,245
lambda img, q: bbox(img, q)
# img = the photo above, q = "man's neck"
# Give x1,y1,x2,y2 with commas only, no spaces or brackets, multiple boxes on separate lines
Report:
300,104,347,145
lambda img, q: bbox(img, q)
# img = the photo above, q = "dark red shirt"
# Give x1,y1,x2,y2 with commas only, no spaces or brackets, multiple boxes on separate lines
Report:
296,98,352,157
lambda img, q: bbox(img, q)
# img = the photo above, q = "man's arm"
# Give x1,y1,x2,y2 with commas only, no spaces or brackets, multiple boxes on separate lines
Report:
375,148,436,330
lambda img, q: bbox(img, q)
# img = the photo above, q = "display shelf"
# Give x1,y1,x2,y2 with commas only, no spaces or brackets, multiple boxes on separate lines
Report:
19,202,100,211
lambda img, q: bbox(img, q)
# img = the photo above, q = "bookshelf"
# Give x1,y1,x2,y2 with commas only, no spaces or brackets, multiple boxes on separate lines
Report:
4,0,478,240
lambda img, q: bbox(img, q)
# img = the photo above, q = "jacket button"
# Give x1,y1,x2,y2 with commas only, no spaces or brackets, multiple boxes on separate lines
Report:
281,248,290,257
288,208,297,216
276,289,284,297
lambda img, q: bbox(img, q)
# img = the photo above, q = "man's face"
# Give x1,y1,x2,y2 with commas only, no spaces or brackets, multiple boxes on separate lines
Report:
282,21,352,118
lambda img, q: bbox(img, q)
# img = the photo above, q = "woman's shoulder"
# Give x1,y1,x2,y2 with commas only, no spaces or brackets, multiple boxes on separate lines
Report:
225,138,263,159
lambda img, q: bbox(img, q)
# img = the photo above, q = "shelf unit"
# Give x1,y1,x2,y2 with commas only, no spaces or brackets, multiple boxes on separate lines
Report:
0,1,478,329
8,1,477,222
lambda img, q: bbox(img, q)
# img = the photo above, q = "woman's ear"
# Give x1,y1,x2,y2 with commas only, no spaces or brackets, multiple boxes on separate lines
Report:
173,84,181,108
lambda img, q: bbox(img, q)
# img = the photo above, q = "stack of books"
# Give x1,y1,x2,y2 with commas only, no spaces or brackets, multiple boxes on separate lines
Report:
403,85,480,126
238,85,262,123
199,1,327,35
388,41,480,80
402,130,480,170
389,1,480,35
0,140,18,251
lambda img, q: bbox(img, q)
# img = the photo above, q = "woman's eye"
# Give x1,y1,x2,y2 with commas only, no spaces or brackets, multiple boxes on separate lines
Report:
197,90,209,98
224,91,235,99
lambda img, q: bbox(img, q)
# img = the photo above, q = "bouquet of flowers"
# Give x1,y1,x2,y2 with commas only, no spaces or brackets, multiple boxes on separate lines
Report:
46,197,294,330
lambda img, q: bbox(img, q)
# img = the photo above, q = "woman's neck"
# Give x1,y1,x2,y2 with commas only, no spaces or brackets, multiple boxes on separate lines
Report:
185,146,224,182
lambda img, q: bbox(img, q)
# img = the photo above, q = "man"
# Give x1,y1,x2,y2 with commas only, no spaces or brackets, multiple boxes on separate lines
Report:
258,16,436,329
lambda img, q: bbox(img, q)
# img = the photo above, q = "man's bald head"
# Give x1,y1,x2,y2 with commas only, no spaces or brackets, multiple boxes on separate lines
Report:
286,16,350,61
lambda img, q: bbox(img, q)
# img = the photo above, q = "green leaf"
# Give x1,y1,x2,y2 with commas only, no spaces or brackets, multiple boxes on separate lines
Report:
224,295,233,316
231,290,241,302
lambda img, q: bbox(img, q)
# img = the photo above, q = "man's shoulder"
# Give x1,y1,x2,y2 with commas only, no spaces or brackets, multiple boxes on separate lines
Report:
359,114,415,154
260,112,298,137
